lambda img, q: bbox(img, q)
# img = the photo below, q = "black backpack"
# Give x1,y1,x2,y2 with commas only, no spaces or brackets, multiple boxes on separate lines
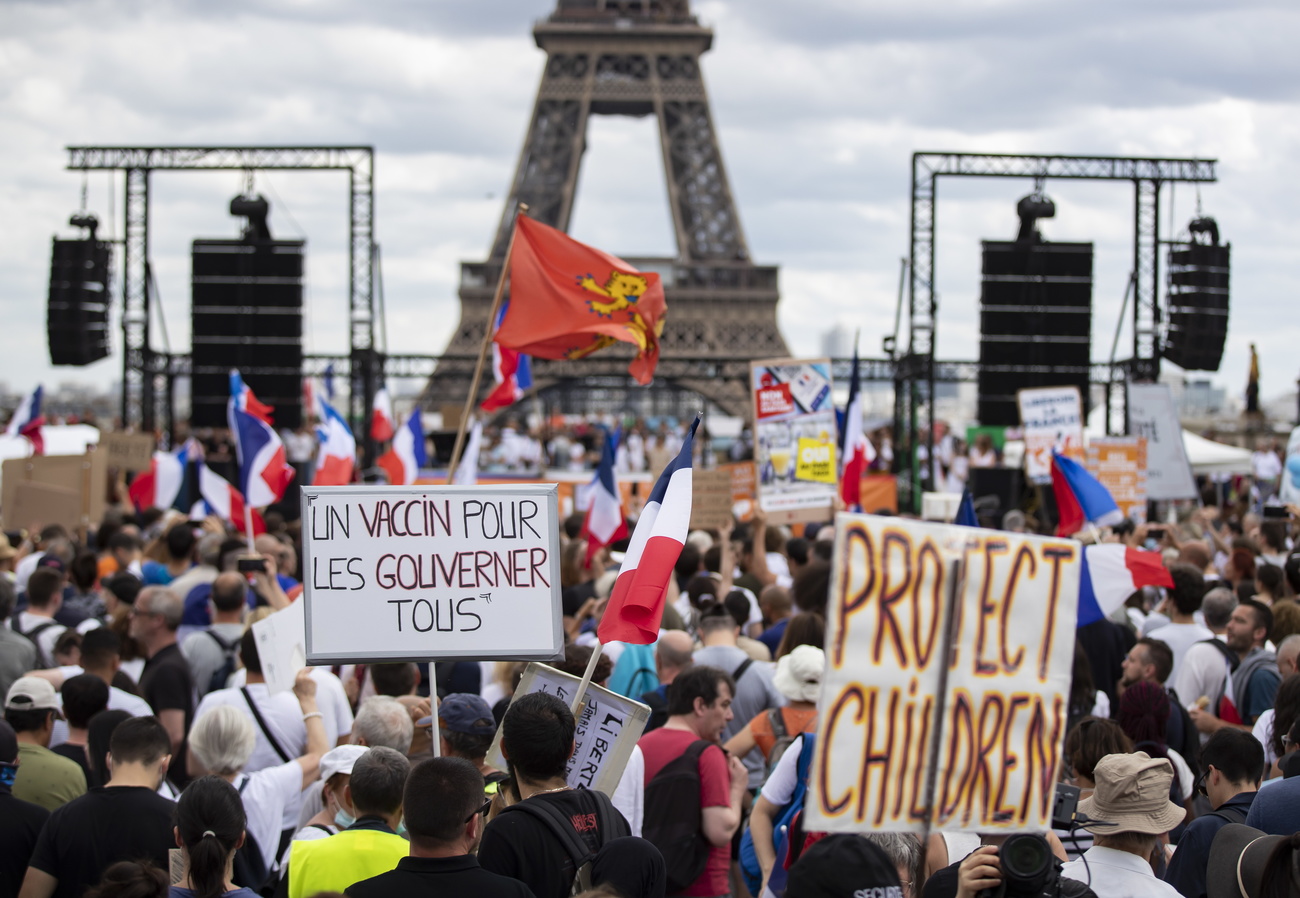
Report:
641,740,714,895
203,630,240,695
500,786,621,894
231,778,271,894
14,619,61,668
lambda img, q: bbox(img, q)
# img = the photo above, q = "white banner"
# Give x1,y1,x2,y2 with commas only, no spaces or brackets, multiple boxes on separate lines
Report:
1017,386,1085,485
300,484,564,664
1127,383,1197,501
485,662,650,797
807,514,1080,834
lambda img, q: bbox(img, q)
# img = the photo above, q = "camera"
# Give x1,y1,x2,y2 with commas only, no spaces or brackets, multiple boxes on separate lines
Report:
236,556,267,574
976,834,1057,898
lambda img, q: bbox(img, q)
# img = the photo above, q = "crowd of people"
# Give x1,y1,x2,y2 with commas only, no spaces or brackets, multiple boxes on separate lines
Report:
5,473,1300,898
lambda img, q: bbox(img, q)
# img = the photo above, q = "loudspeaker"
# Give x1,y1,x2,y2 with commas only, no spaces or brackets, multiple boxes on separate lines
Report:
969,467,1025,519
977,241,1094,426
191,239,305,429
1164,243,1229,371
47,238,111,366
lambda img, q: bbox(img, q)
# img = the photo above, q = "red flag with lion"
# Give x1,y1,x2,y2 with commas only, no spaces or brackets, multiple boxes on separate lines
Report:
492,216,666,384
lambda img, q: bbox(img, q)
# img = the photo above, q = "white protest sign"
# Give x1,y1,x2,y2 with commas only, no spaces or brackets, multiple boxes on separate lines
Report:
1127,383,1197,501
485,662,650,797
808,514,1080,834
300,484,563,664
251,598,306,695
1017,386,1085,484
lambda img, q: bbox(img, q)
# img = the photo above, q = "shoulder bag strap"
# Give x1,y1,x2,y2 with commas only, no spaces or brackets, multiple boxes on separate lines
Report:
241,687,292,763
732,658,754,684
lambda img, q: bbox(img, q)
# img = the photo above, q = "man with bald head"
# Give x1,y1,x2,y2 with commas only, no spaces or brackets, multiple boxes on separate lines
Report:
642,630,694,732
180,571,247,698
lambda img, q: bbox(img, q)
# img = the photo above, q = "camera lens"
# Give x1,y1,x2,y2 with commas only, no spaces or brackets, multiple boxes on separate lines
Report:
999,834,1053,894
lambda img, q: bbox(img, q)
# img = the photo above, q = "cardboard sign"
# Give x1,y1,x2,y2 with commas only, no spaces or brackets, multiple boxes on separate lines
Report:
300,484,563,664
100,433,155,472
485,661,650,797
1086,437,1148,524
751,358,837,524
808,514,1080,834
252,598,306,695
1017,387,1085,485
691,467,735,530
1127,383,1197,501
1,453,107,531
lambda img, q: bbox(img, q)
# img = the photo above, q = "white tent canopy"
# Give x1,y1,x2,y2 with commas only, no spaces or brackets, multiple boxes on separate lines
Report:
1181,429,1252,476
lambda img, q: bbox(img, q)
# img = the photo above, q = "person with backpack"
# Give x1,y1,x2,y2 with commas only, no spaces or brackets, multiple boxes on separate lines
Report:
724,645,822,774
11,568,69,669
181,573,248,699
1164,728,1263,898
478,692,631,898
637,665,748,898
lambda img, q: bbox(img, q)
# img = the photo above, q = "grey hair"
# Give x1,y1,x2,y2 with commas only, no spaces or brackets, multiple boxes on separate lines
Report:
349,745,409,816
139,586,184,630
1278,634,1300,659
189,705,256,775
1201,586,1238,630
862,832,921,887
352,696,413,753
196,533,225,568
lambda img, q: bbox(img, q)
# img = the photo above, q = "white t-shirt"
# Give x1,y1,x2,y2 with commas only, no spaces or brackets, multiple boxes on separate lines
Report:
10,611,65,665
1253,451,1282,480
224,667,354,746
610,744,644,838
234,762,306,873
49,683,155,747
760,733,805,806
1147,621,1215,685
1255,709,1277,768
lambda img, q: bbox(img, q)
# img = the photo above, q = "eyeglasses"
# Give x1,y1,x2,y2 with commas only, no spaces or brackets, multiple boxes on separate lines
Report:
1195,769,1210,797
128,606,157,618
465,796,493,822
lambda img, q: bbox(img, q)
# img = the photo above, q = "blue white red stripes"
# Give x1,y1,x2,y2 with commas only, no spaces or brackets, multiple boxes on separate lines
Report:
371,386,395,443
598,417,698,646
1077,544,1173,626
228,370,294,508
312,394,356,487
1051,451,1123,536
581,428,628,565
5,385,45,454
838,347,874,511
482,302,533,412
378,408,428,486
128,444,189,512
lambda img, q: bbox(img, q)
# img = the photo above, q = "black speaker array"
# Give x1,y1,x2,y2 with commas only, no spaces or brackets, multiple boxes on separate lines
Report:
977,241,1094,427
190,239,304,429
1164,242,1229,371
48,238,111,366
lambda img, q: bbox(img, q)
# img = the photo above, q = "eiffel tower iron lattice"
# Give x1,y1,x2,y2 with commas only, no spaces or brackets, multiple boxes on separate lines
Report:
424,0,788,418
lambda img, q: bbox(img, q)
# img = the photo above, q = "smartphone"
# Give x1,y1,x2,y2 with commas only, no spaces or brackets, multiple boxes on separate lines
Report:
1263,505,1292,520
1148,526,1166,537
236,556,267,574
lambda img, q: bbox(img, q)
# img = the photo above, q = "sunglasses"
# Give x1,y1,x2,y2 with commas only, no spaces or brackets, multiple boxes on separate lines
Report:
465,796,493,822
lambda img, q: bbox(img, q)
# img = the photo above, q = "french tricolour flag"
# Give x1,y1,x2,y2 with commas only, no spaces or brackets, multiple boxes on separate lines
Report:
313,395,356,487
191,463,263,535
371,386,395,443
230,370,275,425
1078,544,1173,626
129,444,190,512
838,347,875,511
1051,451,1124,536
598,417,699,646
228,371,295,508
581,428,628,565
482,303,533,412
5,385,45,455
378,409,428,486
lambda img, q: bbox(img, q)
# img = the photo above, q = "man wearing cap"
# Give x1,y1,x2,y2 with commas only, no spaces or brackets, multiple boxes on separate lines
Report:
784,834,905,898
0,577,37,700
0,719,50,897
1164,729,1263,898
431,693,506,787
4,677,85,810
1060,752,1187,897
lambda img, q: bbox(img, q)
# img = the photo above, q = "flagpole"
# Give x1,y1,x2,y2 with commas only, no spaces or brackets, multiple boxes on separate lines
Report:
243,504,256,555
569,641,604,717
448,203,528,483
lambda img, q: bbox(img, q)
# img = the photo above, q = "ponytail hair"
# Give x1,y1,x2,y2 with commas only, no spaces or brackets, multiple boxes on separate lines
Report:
175,775,247,898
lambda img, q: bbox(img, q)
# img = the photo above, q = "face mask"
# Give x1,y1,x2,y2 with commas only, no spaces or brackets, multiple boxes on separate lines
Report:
0,764,16,787
333,800,356,829
396,818,408,838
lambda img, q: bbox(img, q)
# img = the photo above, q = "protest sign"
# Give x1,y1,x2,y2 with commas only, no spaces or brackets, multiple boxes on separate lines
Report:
690,462,757,529
2,452,107,530
1017,386,1085,484
1086,437,1148,523
100,433,155,472
300,484,563,664
1127,383,1197,501
751,358,837,523
485,661,650,797
251,598,306,695
807,514,1080,834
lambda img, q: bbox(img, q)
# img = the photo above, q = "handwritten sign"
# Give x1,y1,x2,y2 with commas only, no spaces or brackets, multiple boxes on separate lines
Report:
300,484,563,664
1086,437,1148,524
485,662,650,797
751,358,837,524
252,598,306,695
1017,386,1085,484
808,514,1080,834
100,433,155,472
1127,383,1197,501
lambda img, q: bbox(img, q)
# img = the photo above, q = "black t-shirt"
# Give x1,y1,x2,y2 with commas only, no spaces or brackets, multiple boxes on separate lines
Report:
139,642,194,784
0,789,51,897
478,789,630,898
29,785,176,898
51,743,97,788
347,854,536,898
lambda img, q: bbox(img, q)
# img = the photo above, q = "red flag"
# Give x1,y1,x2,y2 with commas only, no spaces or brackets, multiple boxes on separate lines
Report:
493,216,666,385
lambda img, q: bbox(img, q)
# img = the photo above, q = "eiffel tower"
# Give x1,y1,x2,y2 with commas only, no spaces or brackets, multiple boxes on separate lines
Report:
425,0,788,418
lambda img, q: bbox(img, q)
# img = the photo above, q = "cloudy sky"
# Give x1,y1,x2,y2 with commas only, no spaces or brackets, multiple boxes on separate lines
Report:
2,0,1297,414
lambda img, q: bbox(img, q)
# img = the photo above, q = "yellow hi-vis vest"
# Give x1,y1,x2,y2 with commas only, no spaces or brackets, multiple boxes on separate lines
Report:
287,828,408,898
